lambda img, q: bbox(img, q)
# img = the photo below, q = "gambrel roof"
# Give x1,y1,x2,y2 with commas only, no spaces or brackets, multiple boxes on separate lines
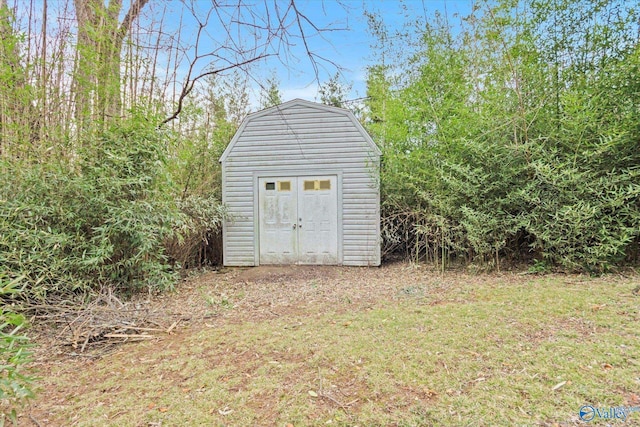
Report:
219,98,381,163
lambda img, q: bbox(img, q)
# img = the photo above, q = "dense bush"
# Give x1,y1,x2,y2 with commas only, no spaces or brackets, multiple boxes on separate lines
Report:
165,195,226,268
367,0,640,272
163,85,236,269
0,114,184,300
0,275,33,423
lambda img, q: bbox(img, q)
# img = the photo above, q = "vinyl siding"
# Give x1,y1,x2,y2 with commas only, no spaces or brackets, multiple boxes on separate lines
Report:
221,100,380,266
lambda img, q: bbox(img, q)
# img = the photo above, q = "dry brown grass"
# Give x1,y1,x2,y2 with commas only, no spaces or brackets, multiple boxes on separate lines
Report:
20,263,640,426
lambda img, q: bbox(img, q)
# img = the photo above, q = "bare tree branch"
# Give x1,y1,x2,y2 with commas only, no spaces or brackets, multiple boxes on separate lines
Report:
118,0,150,42
161,54,272,126
161,0,348,125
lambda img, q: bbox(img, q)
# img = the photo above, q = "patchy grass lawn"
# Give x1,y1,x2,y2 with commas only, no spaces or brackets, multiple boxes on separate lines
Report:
24,264,640,426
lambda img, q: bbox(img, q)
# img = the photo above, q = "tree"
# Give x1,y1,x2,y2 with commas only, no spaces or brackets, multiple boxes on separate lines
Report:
223,71,250,127
161,1,344,125
0,0,33,158
364,0,640,271
4,0,344,140
318,72,351,107
259,73,283,109
73,0,149,128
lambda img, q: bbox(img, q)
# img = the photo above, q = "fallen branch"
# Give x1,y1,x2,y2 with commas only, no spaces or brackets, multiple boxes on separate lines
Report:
103,333,155,339
21,289,182,354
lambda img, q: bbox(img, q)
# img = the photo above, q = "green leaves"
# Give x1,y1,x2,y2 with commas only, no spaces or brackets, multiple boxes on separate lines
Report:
367,0,640,272
0,113,183,299
319,72,351,108
0,275,34,422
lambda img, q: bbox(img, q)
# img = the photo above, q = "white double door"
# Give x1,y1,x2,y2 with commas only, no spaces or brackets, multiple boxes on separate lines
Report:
259,175,338,265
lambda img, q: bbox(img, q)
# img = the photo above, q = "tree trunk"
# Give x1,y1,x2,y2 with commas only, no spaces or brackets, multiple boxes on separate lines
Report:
72,0,148,131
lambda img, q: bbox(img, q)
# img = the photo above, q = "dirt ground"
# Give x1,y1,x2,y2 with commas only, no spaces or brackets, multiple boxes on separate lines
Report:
23,263,458,420
20,263,639,426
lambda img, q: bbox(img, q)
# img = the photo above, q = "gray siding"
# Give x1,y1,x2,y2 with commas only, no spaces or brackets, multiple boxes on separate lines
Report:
221,100,380,266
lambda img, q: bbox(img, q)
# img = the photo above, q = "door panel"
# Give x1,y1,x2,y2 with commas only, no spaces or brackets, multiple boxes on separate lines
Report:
259,177,298,264
298,176,338,264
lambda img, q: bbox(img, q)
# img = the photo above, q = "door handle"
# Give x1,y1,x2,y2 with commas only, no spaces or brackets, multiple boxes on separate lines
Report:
292,224,297,229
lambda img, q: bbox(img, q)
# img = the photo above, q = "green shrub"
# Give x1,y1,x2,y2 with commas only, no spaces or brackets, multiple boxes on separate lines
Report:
0,275,33,424
0,112,184,300
366,1,640,272
165,195,226,268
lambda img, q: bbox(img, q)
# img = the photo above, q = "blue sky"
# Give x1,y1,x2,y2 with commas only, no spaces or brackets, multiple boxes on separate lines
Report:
18,0,473,110
260,0,474,105
164,0,474,108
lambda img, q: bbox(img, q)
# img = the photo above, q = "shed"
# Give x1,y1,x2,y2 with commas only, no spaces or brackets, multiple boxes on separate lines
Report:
219,98,381,266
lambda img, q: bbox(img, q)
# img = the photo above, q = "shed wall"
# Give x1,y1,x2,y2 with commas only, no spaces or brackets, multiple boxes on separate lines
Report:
222,102,380,266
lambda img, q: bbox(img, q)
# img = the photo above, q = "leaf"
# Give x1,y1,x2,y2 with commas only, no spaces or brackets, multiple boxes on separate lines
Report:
552,381,566,391
218,407,233,415
424,388,438,398
308,390,318,397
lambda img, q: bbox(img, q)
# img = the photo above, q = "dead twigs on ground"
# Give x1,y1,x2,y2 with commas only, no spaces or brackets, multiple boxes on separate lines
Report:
21,288,182,355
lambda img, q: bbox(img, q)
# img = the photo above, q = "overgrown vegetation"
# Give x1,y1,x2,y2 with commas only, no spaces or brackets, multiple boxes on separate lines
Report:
365,0,640,272
0,275,33,424
1,114,183,298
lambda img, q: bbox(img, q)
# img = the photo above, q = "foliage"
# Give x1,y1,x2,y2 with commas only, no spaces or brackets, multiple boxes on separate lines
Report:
169,75,239,200
0,275,33,424
162,75,243,268
366,0,640,272
318,72,351,107
166,195,226,268
259,73,283,109
0,112,183,300
0,3,36,161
